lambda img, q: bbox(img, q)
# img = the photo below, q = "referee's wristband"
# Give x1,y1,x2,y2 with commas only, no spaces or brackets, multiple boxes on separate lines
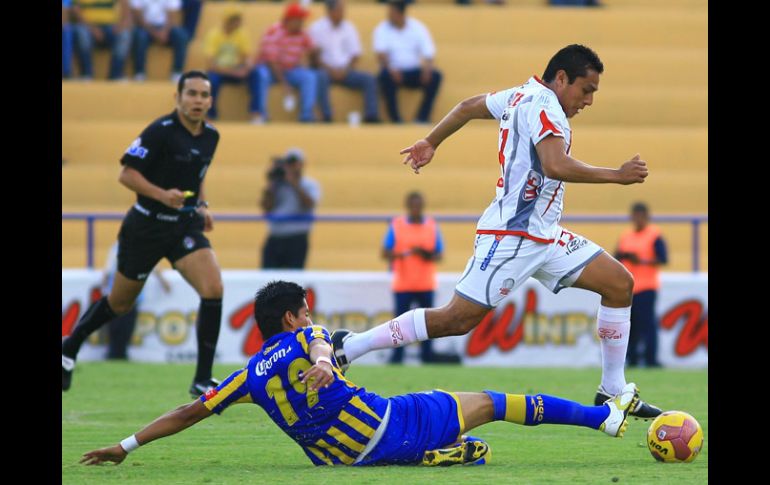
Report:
315,356,333,367
119,435,140,454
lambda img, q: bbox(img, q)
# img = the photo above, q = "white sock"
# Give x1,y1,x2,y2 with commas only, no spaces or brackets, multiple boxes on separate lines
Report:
597,305,631,395
345,309,429,362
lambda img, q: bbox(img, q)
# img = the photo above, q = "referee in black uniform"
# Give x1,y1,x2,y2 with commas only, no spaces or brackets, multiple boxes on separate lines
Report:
63,71,224,397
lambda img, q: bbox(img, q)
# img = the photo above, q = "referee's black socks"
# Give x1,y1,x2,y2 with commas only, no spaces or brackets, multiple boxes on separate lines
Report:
194,298,222,382
62,297,118,358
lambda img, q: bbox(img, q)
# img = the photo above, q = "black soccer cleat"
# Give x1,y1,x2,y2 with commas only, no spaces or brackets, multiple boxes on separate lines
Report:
189,378,221,399
62,354,76,392
330,329,353,374
595,385,662,420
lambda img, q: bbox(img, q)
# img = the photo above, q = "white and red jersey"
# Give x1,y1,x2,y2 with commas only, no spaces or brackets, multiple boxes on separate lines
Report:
476,75,572,244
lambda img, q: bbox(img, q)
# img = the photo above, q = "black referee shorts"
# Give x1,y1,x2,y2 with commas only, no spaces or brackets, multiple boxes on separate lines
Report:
117,207,211,281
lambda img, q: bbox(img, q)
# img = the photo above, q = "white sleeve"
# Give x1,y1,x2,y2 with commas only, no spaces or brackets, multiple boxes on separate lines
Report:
303,178,321,204
308,21,321,45
485,88,516,120
528,93,569,145
372,23,387,54
167,0,181,10
129,0,143,9
416,21,436,59
348,22,363,58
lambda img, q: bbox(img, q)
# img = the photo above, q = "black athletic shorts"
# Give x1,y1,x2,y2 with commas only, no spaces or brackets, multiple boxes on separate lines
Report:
117,206,211,281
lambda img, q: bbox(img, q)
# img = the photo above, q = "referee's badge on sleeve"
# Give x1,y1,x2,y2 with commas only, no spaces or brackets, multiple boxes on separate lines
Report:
126,137,148,159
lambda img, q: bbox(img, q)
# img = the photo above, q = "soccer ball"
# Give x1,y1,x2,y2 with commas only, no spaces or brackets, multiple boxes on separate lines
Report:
647,411,703,463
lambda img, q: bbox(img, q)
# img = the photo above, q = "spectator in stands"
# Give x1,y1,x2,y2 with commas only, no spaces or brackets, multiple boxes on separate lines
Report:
260,148,321,269
373,0,442,124
203,8,259,120
71,0,132,80
309,0,381,123
63,0,74,78
382,192,460,364
616,202,668,368
181,0,203,39
252,3,326,124
99,241,172,360
130,0,190,82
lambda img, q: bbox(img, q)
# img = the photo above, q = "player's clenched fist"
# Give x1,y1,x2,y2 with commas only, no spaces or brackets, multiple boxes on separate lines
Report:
400,139,436,174
616,154,648,185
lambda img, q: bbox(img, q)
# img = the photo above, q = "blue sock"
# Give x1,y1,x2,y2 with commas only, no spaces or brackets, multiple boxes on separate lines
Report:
484,391,610,430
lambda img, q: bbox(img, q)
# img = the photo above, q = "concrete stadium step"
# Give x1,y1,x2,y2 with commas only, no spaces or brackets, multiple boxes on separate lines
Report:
62,81,706,126
75,2,706,82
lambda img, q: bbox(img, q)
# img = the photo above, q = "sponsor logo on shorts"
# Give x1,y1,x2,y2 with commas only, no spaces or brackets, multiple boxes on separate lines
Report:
499,278,515,296
480,235,504,271
522,170,543,201
136,273,149,280
557,229,589,255
184,237,195,250
598,328,622,340
389,320,403,345
126,137,148,159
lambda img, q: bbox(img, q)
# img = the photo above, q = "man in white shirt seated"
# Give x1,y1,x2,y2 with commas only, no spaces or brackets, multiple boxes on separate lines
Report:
309,0,381,123
373,0,442,124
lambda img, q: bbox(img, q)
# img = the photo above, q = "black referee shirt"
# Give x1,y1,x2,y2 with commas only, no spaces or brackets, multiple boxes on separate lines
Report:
120,110,219,214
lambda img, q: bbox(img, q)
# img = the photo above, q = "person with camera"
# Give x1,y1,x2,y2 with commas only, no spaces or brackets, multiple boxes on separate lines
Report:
259,148,321,269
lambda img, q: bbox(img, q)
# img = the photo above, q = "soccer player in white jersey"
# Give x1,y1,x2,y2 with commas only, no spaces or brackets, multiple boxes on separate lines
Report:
332,44,661,419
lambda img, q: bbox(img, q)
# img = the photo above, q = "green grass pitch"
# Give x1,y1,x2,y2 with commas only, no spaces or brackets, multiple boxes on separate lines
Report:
62,363,707,484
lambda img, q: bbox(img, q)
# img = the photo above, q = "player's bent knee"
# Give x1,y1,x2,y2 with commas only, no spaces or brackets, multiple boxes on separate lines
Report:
199,281,223,299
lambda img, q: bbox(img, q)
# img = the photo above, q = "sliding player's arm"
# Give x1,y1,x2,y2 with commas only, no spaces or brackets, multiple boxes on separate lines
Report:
536,135,648,184
300,338,335,391
80,400,213,466
400,94,493,174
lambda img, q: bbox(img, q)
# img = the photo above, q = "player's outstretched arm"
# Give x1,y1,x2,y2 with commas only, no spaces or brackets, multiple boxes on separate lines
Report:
401,94,494,174
80,400,213,466
119,166,186,209
536,135,648,184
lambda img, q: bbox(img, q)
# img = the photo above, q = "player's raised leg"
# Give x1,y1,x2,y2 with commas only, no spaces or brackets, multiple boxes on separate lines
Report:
571,251,661,419
62,271,146,391
174,248,224,397
333,293,488,368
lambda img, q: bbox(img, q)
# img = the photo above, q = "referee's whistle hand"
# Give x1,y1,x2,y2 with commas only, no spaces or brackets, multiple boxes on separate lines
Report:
161,189,186,209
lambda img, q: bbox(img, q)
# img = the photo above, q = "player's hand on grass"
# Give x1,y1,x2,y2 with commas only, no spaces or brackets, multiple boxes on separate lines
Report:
300,360,335,391
401,139,436,174
160,188,185,209
80,445,128,466
616,154,648,185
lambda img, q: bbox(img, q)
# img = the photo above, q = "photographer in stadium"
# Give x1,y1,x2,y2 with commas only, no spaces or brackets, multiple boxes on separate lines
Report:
259,148,321,269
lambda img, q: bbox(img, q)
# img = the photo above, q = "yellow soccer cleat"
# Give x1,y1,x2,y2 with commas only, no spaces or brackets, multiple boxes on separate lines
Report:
599,382,640,438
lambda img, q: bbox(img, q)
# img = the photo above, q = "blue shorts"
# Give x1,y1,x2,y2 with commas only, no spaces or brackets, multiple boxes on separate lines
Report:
358,390,464,466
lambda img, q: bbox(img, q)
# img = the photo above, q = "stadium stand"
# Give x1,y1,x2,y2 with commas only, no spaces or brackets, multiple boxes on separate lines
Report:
63,1,707,272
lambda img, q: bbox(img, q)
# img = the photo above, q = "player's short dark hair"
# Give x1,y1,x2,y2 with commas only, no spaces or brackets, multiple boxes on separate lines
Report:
177,70,210,94
542,44,604,84
325,0,341,10
254,281,307,339
406,191,423,203
631,202,649,214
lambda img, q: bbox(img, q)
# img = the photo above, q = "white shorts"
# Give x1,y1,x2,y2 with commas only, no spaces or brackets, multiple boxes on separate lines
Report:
454,227,605,308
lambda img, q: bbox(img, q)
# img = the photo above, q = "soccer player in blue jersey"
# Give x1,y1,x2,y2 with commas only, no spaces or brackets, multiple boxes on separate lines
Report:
81,280,639,467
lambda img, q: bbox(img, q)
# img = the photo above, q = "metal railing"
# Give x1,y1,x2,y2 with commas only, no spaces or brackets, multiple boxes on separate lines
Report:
62,213,707,271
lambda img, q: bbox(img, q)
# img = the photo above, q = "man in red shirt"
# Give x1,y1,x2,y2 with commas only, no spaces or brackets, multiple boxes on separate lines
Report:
615,202,668,368
252,3,327,123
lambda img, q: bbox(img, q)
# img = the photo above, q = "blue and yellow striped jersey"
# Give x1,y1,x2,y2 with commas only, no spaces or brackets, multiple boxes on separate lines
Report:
200,325,390,466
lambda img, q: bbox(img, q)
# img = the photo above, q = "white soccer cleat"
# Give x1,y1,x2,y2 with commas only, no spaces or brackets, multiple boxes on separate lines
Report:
599,382,639,438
